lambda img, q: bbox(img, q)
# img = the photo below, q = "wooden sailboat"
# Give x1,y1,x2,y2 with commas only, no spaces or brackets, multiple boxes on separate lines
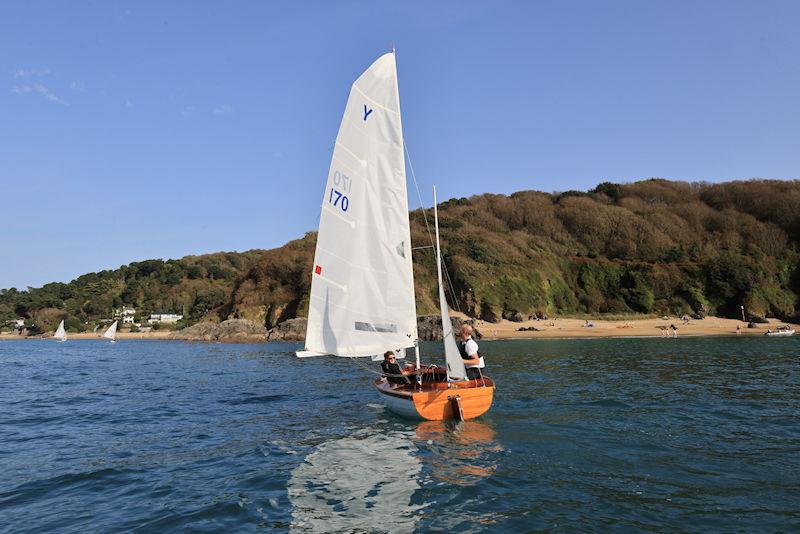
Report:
103,320,118,342
54,320,67,342
296,52,494,421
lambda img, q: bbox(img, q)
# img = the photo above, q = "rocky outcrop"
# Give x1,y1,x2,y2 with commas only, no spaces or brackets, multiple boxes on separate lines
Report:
479,302,501,323
266,317,307,341
172,315,482,343
263,315,474,343
502,310,526,322
418,315,457,341
417,315,480,341
171,319,267,342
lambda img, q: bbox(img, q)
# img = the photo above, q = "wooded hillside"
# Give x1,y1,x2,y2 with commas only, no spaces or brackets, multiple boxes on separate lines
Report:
3,179,799,333
229,179,800,325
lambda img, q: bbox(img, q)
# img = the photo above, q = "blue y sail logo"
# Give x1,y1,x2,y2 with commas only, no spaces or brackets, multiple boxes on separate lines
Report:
363,104,373,121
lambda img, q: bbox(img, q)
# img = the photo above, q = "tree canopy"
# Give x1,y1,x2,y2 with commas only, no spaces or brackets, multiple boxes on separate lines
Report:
3,179,799,332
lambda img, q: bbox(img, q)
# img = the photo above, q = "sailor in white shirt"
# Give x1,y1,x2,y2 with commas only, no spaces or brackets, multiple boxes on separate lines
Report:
458,324,485,380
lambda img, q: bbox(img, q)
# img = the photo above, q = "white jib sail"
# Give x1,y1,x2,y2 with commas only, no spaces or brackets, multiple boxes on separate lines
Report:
103,320,118,340
299,52,417,358
433,187,467,381
54,320,67,341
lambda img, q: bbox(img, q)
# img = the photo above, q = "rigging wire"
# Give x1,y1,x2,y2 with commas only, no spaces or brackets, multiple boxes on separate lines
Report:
349,357,394,376
348,357,441,386
404,141,464,315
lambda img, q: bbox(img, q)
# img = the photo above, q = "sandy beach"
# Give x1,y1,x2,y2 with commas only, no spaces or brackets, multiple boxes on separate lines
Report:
2,316,797,342
464,315,799,340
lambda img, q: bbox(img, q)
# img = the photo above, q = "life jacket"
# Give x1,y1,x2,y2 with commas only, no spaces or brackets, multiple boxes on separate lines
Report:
381,360,409,384
381,361,403,375
458,336,484,369
457,338,469,360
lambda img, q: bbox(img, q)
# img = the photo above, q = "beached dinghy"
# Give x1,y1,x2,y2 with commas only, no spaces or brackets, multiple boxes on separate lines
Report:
765,326,795,336
296,52,494,421
54,320,67,342
103,320,118,342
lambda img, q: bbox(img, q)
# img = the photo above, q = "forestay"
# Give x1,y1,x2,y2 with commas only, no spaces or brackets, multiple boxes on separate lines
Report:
299,53,417,358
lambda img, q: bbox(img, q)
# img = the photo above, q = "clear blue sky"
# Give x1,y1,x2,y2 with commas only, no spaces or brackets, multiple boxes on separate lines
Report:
2,1,798,289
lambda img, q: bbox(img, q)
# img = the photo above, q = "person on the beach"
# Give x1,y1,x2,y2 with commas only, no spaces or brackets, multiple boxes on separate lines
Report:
670,324,678,338
458,324,485,380
380,351,411,385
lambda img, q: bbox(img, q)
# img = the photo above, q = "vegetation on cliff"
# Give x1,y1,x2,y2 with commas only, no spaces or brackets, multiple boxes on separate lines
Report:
3,179,799,333
0,251,263,333
228,179,799,325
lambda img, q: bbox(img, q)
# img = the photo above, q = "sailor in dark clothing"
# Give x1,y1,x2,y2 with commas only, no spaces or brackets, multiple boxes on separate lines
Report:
381,350,411,385
457,324,485,380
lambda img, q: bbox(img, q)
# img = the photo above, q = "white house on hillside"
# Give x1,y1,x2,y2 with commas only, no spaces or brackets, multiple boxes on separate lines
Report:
148,312,183,325
114,307,137,324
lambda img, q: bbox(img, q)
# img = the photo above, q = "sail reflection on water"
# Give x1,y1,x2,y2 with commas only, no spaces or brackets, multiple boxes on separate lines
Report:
288,430,422,533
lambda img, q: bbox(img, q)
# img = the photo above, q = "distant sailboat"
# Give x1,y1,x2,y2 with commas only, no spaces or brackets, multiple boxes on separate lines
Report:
103,320,118,342
296,52,495,420
54,320,67,342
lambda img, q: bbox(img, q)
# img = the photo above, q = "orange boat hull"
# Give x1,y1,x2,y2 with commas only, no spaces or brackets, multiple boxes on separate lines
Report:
374,376,495,421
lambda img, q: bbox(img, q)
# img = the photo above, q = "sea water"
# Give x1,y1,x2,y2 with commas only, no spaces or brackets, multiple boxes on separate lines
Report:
1,337,798,532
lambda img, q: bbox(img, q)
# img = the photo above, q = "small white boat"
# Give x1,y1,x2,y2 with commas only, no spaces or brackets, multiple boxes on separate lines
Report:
765,326,795,337
54,320,67,342
103,320,118,342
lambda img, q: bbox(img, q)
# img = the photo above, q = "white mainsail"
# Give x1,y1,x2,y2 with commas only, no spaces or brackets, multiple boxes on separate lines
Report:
54,320,67,341
433,187,467,381
103,320,118,341
299,52,417,358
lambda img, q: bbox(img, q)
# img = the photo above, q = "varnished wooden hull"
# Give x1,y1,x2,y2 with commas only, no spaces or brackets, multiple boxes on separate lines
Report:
374,376,495,421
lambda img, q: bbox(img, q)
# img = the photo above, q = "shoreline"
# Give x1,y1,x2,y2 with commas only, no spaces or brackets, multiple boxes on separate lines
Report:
0,331,175,341
1,316,797,343
465,316,798,340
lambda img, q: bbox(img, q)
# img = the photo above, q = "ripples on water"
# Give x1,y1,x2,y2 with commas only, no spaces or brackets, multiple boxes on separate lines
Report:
0,337,798,531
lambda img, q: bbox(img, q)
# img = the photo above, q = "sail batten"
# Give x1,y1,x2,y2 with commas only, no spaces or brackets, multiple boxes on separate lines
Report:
300,52,417,358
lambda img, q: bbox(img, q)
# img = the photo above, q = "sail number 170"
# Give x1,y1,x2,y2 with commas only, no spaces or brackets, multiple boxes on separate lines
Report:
328,171,352,212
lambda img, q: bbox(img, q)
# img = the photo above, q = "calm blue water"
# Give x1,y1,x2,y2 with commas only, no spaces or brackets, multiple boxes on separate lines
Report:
1,337,798,532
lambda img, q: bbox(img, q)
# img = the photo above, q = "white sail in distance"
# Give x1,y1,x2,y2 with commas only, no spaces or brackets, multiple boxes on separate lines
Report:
54,320,67,341
433,187,467,381
103,320,118,341
299,53,417,358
